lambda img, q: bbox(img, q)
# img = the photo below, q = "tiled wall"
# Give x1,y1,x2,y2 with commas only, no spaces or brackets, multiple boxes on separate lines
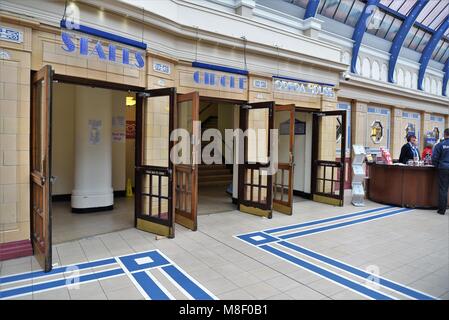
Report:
0,21,32,244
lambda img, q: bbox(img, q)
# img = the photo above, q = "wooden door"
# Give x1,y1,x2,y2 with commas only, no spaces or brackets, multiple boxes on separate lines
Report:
238,102,274,218
273,105,295,215
31,65,53,272
135,88,176,237
311,110,347,206
174,92,200,230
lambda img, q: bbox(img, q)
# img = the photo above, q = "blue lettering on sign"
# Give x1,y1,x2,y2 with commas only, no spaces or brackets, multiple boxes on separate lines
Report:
61,32,145,69
192,70,246,90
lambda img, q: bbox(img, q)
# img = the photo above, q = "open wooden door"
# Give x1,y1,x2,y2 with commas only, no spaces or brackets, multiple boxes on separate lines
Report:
174,92,199,230
311,110,346,206
135,88,176,238
273,104,295,215
31,65,53,272
238,102,274,218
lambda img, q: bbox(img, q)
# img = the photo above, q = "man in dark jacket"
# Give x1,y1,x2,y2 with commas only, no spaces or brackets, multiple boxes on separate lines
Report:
432,128,449,215
399,134,420,164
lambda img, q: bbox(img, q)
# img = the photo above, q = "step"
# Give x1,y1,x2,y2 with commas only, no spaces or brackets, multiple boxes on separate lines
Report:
198,164,229,170
198,180,232,186
198,169,231,176
198,175,232,182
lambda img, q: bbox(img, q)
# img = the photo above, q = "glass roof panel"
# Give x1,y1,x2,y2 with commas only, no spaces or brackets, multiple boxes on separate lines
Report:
345,0,365,26
420,1,449,29
277,0,449,63
416,1,446,27
334,0,356,23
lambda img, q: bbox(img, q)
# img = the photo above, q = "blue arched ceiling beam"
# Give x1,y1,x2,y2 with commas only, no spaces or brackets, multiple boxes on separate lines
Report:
388,0,428,83
351,0,380,74
418,17,449,91
304,0,321,19
443,59,448,96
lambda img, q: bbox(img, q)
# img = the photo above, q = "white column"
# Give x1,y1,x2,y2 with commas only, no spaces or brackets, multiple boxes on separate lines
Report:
71,86,113,212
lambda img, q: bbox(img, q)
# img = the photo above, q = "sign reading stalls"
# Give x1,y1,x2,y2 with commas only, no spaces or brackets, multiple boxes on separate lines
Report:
61,32,145,69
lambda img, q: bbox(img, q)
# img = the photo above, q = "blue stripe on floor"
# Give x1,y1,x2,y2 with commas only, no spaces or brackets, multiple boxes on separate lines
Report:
265,206,393,234
161,265,215,300
278,241,436,300
260,244,394,300
0,258,117,285
131,271,170,300
280,208,412,240
0,268,124,299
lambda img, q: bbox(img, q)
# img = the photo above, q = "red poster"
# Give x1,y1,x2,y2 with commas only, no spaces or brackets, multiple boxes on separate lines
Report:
126,121,136,139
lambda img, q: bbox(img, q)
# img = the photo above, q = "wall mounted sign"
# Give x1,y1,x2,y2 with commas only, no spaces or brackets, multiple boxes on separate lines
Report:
0,26,23,44
430,115,444,123
61,31,145,69
153,62,171,74
126,121,136,139
253,79,268,89
0,49,11,60
193,69,247,90
370,120,384,144
273,78,335,97
88,119,102,145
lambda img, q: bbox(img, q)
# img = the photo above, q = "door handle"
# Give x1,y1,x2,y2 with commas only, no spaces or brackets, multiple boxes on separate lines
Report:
41,176,46,185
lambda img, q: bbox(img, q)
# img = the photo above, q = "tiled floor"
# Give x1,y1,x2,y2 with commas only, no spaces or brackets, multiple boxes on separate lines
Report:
52,197,134,243
198,185,235,215
1,196,448,300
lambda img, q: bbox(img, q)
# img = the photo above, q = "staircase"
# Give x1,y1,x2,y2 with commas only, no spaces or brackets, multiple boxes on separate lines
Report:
198,164,233,186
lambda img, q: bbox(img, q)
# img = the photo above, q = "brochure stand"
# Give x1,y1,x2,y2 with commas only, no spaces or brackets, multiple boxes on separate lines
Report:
352,145,366,207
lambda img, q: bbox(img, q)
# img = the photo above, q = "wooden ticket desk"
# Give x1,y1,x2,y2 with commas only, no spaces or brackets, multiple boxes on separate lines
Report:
367,163,444,209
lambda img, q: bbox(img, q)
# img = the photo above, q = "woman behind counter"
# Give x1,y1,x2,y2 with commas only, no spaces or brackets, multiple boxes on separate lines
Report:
399,134,420,164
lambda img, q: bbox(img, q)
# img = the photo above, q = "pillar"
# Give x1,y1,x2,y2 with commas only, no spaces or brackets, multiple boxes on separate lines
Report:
71,86,113,212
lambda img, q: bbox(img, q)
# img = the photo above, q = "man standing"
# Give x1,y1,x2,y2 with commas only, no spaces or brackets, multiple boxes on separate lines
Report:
399,134,420,164
432,128,449,215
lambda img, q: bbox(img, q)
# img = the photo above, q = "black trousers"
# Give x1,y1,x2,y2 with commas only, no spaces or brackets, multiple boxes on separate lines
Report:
438,169,449,213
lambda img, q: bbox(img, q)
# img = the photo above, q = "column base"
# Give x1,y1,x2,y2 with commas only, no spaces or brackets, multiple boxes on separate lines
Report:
71,190,114,213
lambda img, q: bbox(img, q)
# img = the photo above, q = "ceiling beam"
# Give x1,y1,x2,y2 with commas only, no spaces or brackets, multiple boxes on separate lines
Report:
351,0,380,74
418,17,449,91
388,0,428,83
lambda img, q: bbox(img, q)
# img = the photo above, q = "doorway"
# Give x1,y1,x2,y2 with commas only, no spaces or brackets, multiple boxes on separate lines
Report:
197,98,237,215
50,82,137,243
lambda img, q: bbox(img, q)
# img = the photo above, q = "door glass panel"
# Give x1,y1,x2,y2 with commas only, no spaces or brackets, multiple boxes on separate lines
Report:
275,110,291,164
143,96,170,167
247,108,269,163
33,80,43,172
313,112,346,204
176,100,193,162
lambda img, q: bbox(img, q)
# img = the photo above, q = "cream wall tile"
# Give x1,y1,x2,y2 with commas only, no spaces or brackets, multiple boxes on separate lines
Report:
0,166,17,184
0,134,17,150
17,100,30,118
3,184,17,203
3,150,18,166
0,99,18,117
4,83,18,100
17,199,30,223
16,165,29,184
3,117,18,134
0,203,16,224
16,134,29,151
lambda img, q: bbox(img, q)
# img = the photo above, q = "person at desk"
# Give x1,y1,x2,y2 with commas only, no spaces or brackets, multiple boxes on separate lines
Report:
432,129,449,215
399,134,420,164
422,143,433,163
